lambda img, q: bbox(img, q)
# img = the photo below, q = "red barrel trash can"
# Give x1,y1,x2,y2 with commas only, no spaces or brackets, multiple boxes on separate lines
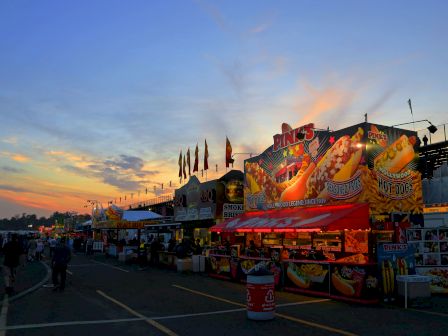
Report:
246,268,275,320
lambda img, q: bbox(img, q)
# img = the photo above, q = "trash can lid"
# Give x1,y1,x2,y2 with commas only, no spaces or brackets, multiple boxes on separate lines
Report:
396,275,432,282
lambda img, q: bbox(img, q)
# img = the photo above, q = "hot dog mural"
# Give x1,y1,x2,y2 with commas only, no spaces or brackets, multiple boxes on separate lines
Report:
244,122,423,215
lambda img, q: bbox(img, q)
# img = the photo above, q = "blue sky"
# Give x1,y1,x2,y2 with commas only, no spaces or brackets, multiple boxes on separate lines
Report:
0,0,447,218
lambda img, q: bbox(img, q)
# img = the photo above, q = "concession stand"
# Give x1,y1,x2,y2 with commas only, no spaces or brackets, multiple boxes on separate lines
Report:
173,171,244,242
92,207,163,258
208,121,424,303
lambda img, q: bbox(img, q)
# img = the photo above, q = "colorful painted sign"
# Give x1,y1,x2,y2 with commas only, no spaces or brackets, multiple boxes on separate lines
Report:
377,243,416,299
215,170,244,220
174,176,216,221
415,266,448,294
244,122,423,215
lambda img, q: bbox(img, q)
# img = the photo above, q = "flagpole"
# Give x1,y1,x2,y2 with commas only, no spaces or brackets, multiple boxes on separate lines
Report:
408,99,415,131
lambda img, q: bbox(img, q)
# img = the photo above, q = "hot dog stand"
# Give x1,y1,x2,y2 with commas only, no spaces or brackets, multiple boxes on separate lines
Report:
208,121,424,303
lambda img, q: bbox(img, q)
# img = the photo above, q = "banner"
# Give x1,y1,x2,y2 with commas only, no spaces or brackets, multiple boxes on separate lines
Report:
244,122,423,215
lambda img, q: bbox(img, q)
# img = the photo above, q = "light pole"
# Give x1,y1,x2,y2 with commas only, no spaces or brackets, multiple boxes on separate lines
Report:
391,119,438,145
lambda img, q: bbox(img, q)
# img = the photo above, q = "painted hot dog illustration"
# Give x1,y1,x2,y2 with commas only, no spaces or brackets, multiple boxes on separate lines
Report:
374,134,415,173
305,128,364,199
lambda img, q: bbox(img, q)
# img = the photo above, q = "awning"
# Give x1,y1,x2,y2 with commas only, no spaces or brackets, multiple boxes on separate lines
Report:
210,203,369,233
123,210,162,221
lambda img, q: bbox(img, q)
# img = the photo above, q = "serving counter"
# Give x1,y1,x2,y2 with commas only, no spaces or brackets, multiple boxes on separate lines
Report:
283,259,379,304
206,253,379,303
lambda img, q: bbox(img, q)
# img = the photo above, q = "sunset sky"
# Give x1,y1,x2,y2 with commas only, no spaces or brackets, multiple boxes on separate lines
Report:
1,0,447,219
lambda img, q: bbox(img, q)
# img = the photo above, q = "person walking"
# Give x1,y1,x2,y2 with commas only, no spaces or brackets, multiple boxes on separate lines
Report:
52,238,71,291
149,237,161,267
49,237,57,257
27,237,37,261
86,237,94,255
36,239,44,261
3,234,23,295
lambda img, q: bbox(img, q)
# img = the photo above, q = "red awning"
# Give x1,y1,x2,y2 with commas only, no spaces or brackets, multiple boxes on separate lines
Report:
210,203,369,233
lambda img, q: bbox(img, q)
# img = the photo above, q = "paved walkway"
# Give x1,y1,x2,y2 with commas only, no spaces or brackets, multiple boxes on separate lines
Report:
1,251,447,316
0,259,47,300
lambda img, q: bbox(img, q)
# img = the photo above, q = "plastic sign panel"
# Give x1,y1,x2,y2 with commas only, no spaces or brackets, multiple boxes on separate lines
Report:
244,122,423,215
174,176,216,221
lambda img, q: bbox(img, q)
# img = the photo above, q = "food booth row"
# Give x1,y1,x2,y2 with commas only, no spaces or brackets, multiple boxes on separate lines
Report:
203,121,426,303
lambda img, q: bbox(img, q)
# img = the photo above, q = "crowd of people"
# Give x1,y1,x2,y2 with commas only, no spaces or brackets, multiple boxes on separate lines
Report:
0,233,47,295
0,231,207,295
135,235,203,269
0,233,75,295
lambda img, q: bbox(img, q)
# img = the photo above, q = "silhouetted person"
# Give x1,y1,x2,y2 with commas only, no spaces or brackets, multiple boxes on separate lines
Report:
52,238,71,291
3,234,23,295
149,238,161,266
422,135,428,146
193,239,202,255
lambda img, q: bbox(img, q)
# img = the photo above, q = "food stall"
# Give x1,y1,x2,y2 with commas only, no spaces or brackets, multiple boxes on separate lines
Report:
170,171,244,271
210,203,379,302
93,207,164,260
208,121,424,303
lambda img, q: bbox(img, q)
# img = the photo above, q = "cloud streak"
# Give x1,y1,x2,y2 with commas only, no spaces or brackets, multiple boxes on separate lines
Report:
1,166,24,173
61,154,159,191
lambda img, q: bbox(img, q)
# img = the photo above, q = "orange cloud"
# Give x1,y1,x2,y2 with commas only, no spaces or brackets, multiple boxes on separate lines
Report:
1,151,31,162
11,154,30,162
292,78,357,129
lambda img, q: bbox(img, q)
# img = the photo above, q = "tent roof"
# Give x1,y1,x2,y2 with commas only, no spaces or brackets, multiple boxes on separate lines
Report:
122,210,162,222
210,203,369,233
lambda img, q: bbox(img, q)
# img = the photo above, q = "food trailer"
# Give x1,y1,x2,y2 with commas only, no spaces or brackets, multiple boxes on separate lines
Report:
209,121,424,303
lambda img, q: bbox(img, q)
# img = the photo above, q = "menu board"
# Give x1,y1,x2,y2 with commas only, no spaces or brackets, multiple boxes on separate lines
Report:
407,227,448,294
345,231,368,253
407,228,448,266
244,122,423,215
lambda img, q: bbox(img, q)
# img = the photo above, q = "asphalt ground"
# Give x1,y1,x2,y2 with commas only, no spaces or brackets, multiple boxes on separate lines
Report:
0,252,447,336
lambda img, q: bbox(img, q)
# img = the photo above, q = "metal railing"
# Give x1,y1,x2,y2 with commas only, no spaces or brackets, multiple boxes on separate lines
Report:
124,194,174,210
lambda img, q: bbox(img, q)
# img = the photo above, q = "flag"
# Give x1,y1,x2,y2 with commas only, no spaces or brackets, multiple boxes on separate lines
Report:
178,150,182,178
408,99,413,116
183,154,187,179
226,137,234,168
187,147,191,176
193,144,199,172
204,139,209,171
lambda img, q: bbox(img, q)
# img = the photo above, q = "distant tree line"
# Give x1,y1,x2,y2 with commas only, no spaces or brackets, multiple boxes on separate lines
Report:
0,212,91,231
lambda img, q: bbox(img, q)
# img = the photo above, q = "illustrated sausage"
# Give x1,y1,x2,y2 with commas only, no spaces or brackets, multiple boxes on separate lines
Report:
280,162,316,201
374,134,415,173
331,273,355,296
